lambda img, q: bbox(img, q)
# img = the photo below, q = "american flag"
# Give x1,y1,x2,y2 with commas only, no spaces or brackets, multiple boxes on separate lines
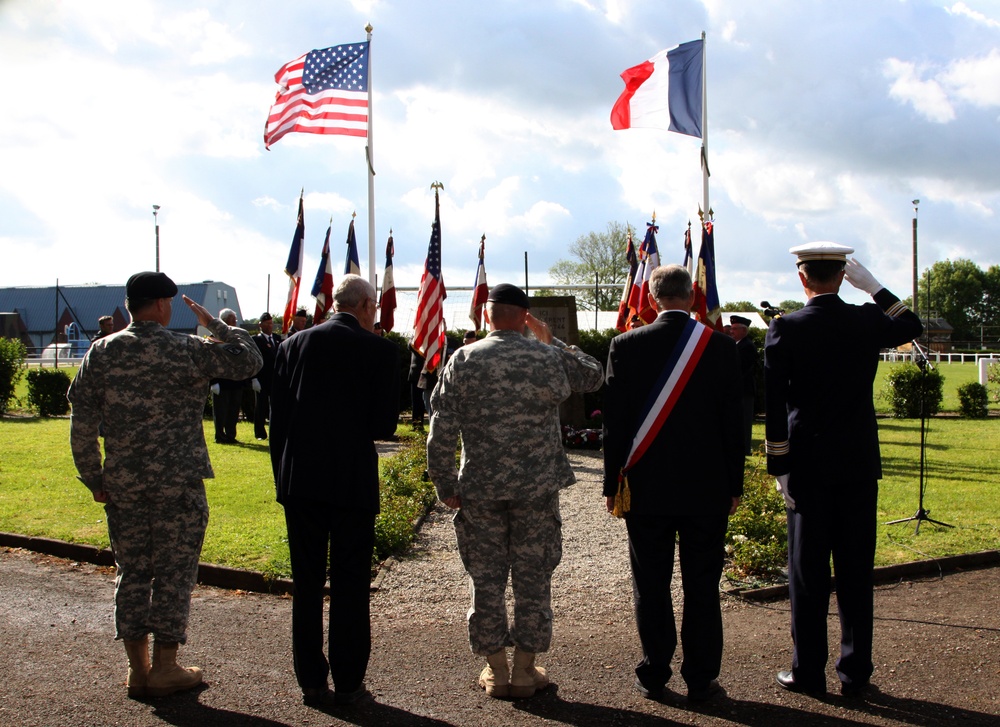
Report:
379,233,396,333
411,189,447,372
469,235,490,330
311,219,334,324
693,220,724,331
615,226,638,332
344,217,361,276
282,192,305,334
264,42,369,149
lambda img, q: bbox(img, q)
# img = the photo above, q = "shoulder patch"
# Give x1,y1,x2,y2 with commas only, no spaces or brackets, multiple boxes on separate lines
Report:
223,343,245,356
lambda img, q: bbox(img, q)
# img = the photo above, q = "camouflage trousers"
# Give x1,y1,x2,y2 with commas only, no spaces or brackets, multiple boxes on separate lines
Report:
104,481,209,643
453,493,562,655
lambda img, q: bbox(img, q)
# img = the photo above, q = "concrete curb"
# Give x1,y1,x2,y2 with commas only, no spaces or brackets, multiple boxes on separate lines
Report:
727,549,1000,601
5,530,996,602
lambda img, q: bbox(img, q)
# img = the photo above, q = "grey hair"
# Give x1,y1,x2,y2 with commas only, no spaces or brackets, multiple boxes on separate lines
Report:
649,264,693,301
219,308,238,325
333,275,375,309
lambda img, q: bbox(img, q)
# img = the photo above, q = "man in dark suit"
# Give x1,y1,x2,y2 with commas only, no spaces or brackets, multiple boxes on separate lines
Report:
251,312,281,440
603,264,744,703
729,315,759,455
765,242,923,697
269,275,400,707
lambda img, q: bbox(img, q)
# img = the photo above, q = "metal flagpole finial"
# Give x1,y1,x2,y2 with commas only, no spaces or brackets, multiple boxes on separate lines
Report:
697,206,704,222
651,210,656,223
365,22,373,33
352,210,357,220
430,181,444,192
481,233,486,243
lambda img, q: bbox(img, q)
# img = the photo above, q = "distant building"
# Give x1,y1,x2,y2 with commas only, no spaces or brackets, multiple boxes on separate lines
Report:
0,281,243,356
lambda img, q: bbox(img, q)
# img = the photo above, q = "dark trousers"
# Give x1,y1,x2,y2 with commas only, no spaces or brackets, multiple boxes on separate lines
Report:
787,483,877,688
212,389,241,442
283,500,375,693
625,506,728,690
742,394,755,456
254,391,270,439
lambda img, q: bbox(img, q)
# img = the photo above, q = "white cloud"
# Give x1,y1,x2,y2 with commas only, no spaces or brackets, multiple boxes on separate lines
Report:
947,2,1000,28
941,48,1000,107
883,58,956,123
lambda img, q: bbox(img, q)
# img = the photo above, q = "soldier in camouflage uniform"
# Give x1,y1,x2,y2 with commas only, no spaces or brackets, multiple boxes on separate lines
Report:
427,283,603,699
67,271,262,699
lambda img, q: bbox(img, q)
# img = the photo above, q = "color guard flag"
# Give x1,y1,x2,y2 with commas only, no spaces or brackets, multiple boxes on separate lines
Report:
411,188,447,372
282,192,305,334
611,39,703,138
633,221,661,325
344,217,361,276
379,233,396,333
469,235,490,331
693,220,724,331
311,218,335,323
265,42,369,149
615,227,638,332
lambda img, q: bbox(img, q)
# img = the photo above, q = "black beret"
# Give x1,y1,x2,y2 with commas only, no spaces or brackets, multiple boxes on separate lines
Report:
294,309,308,317
259,312,272,321
487,283,529,309
126,271,177,300
730,315,751,327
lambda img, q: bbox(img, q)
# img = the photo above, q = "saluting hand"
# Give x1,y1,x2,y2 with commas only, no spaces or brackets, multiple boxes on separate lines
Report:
524,313,552,345
182,295,215,328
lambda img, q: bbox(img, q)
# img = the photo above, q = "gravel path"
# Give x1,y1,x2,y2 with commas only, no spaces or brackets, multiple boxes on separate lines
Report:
2,448,998,725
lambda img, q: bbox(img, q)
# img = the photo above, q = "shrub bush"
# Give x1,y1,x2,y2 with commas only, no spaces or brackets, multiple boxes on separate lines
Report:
26,368,72,417
0,338,27,414
374,440,437,566
988,362,1000,404
957,382,989,419
725,460,788,583
883,363,943,418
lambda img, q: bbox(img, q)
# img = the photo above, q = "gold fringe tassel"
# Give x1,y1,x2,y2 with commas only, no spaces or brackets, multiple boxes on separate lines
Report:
612,470,631,518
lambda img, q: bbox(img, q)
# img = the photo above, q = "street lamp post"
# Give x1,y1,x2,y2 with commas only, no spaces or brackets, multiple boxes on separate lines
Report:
152,205,161,272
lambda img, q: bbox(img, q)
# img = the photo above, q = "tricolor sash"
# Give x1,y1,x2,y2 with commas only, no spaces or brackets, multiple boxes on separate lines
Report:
613,316,713,517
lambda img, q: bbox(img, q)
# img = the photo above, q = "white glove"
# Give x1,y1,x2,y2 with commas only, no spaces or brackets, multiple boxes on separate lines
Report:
251,378,261,393
775,474,796,510
844,258,883,296
210,383,221,395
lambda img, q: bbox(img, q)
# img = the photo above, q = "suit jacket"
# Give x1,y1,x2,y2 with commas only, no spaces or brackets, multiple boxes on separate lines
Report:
736,335,758,396
764,289,923,494
602,311,745,513
270,312,400,512
252,332,282,393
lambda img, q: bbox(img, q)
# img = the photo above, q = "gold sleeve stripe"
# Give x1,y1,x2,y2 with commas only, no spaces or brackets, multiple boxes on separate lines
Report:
885,301,908,318
766,439,790,456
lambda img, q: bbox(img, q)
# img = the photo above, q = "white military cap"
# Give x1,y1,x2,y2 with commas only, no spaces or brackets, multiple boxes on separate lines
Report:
789,241,854,264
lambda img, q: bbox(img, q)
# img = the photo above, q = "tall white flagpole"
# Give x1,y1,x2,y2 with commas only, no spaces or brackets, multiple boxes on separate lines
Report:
365,23,376,287
701,30,710,218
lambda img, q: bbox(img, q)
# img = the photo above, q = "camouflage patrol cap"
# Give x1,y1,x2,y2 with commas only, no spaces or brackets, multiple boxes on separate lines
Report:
126,271,178,299
487,283,529,309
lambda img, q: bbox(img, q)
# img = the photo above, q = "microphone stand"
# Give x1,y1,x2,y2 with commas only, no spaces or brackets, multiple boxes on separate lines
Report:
886,339,953,534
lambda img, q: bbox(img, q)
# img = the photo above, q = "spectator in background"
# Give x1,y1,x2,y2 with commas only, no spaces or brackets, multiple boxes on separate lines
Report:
210,308,245,444
252,312,281,441
95,315,115,340
408,350,426,432
729,315,759,456
287,308,309,337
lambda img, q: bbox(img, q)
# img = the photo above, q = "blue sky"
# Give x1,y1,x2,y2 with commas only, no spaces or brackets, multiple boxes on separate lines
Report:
2,0,999,326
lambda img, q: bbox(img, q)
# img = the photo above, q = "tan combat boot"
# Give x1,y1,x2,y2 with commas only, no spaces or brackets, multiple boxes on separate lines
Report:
123,636,150,698
509,647,549,698
478,649,510,698
146,641,203,697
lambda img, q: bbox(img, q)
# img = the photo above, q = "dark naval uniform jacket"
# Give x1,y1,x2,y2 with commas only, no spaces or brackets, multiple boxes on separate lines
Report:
764,290,923,506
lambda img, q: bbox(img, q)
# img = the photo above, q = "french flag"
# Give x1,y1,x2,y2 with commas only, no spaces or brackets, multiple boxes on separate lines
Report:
611,39,703,138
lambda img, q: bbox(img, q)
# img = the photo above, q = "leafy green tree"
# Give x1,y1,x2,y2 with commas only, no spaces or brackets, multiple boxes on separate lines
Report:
917,259,984,342
722,301,761,313
548,221,631,312
778,299,805,314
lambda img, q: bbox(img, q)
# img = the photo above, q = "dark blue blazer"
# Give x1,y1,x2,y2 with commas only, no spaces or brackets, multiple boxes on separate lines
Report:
764,290,922,491
270,312,399,511
603,311,745,513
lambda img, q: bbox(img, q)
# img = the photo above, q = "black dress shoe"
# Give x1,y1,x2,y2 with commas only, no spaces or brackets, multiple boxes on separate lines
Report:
687,679,725,703
333,684,371,705
634,676,665,701
776,670,826,695
840,680,871,698
302,687,335,707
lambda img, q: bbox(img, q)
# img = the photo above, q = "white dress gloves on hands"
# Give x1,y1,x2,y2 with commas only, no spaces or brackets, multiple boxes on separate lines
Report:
844,258,883,296
775,473,796,510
